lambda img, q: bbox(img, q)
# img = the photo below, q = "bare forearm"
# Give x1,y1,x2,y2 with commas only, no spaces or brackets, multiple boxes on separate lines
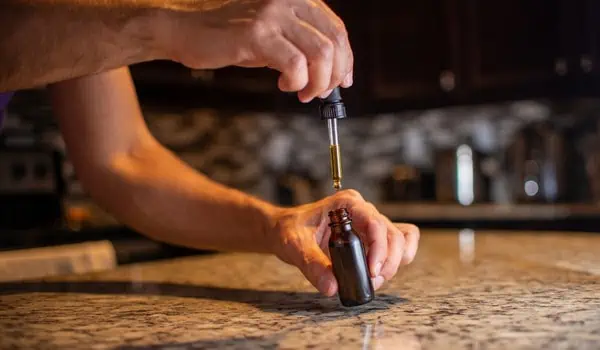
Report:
0,0,168,91
49,67,280,254
81,141,280,253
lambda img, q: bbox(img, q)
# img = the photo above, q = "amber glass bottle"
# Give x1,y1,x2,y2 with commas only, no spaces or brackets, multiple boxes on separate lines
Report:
328,208,374,307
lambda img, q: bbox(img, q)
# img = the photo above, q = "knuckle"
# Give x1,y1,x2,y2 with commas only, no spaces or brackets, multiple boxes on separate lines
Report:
301,252,315,268
250,20,278,40
333,28,348,48
258,0,279,16
312,40,334,61
335,16,347,32
288,53,307,72
365,201,377,212
340,189,363,201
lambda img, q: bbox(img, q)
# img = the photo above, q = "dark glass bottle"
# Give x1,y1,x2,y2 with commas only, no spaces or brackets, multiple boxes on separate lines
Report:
328,208,374,307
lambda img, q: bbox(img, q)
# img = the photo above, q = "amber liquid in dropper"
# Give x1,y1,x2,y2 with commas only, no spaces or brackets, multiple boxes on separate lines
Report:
330,144,343,190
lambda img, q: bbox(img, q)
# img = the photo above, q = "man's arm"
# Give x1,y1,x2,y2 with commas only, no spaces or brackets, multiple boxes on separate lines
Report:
50,68,419,295
0,0,166,92
1,0,354,101
50,67,278,253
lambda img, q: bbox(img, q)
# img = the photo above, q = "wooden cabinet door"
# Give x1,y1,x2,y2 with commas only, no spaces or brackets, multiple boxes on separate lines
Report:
577,0,600,78
368,0,461,100
462,0,563,89
212,67,280,94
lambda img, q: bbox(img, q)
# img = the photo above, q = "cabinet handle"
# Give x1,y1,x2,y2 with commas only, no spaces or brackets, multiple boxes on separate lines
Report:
554,58,568,76
439,71,455,92
581,55,593,73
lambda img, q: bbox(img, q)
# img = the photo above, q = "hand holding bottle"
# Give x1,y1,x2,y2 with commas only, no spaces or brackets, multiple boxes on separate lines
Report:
269,190,420,296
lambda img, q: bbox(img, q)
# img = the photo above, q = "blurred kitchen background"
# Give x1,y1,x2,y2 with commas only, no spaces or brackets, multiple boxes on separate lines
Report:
2,1,600,260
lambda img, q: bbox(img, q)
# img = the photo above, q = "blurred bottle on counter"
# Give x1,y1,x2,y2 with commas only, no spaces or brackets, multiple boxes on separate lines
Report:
576,119,600,203
507,122,566,203
382,165,421,201
382,126,435,202
275,171,317,206
435,137,490,205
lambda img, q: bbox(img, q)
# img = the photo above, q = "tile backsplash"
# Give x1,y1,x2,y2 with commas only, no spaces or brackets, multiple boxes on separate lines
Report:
5,93,600,205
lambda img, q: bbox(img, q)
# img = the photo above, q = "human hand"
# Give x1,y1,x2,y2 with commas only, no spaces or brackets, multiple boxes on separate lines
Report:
269,190,420,296
157,0,353,102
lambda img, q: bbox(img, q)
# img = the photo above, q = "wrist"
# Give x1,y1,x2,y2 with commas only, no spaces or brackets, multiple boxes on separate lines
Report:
149,6,196,63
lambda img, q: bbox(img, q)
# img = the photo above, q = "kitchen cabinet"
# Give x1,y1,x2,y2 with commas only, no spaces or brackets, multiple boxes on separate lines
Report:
130,61,279,93
368,0,461,100
130,61,290,112
461,0,563,90
129,61,198,87
545,0,600,94
570,1,600,82
212,67,280,94
586,1,600,77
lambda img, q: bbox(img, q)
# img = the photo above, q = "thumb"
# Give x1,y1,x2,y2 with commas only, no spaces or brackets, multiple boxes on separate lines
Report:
295,244,338,297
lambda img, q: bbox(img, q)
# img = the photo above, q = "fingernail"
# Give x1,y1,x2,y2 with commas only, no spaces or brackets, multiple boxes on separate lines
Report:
372,262,382,277
372,276,385,290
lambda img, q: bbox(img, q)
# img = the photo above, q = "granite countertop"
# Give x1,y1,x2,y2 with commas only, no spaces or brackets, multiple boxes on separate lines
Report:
2,230,600,349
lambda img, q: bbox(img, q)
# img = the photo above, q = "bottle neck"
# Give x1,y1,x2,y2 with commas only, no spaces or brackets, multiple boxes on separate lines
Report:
330,222,353,240
328,207,354,240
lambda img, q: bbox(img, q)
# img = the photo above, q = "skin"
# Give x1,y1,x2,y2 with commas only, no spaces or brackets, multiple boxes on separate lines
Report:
0,0,354,101
1,0,420,295
50,67,420,296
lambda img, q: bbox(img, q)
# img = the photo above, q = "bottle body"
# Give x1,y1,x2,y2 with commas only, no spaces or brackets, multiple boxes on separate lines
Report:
328,208,374,307
329,230,374,306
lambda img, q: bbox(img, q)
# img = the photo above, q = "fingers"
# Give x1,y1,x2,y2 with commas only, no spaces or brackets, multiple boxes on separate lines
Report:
321,190,420,290
282,1,353,102
396,223,420,265
251,25,309,92
372,275,385,290
295,0,353,92
379,219,405,281
364,211,388,279
282,21,333,102
293,239,338,297
309,0,354,90
341,200,388,279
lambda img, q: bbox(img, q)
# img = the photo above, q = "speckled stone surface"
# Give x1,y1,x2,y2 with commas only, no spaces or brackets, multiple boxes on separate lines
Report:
2,230,600,349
